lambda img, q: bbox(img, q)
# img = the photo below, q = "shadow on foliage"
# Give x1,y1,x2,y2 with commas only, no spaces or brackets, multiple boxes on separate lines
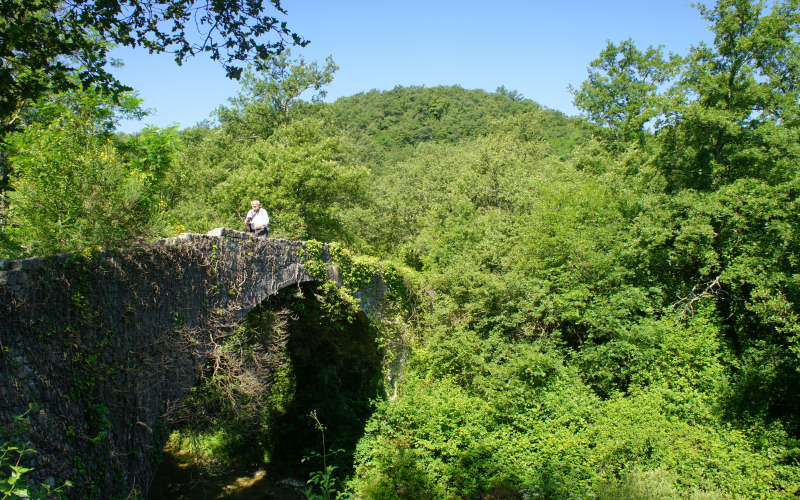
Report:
723,344,800,438
269,284,384,478
150,283,383,498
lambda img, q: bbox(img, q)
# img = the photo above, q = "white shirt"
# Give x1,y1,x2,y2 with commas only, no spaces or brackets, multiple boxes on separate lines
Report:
247,208,269,230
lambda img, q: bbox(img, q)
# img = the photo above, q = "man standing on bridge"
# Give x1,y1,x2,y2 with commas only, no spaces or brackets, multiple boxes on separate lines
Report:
245,200,270,237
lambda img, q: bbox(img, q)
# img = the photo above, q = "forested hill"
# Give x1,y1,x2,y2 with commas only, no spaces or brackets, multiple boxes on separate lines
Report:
3,1,800,497
323,86,590,159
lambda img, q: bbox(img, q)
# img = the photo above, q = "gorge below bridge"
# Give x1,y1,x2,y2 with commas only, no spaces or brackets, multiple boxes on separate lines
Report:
0,229,389,498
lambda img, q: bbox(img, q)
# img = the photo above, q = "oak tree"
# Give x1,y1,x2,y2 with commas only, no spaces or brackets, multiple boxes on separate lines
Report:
0,0,306,133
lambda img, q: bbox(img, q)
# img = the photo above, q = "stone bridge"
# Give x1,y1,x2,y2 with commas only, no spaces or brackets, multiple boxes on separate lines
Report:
0,229,386,498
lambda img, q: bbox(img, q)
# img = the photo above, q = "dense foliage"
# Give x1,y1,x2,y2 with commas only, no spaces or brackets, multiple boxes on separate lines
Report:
3,0,800,497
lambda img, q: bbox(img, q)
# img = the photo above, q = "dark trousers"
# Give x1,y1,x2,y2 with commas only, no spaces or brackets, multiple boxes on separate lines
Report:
254,227,269,238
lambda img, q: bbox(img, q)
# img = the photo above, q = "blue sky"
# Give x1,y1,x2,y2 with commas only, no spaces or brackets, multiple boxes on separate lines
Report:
111,1,712,133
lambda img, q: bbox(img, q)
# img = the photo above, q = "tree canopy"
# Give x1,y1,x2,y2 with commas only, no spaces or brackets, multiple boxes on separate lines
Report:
215,50,338,140
0,0,306,133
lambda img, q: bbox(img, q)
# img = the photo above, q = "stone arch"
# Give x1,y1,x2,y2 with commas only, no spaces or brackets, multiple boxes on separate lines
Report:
0,229,382,498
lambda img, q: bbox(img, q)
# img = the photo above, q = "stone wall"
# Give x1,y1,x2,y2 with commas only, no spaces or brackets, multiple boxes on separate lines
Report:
0,229,342,498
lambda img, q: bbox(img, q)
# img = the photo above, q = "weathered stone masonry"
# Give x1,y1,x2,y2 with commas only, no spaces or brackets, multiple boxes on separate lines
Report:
0,229,366,498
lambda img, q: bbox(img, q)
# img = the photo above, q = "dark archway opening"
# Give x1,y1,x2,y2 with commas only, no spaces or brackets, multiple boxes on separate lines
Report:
149,283,383,499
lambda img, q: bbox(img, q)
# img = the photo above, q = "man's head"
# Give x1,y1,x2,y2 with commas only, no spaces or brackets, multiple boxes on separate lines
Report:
251,200,260,211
